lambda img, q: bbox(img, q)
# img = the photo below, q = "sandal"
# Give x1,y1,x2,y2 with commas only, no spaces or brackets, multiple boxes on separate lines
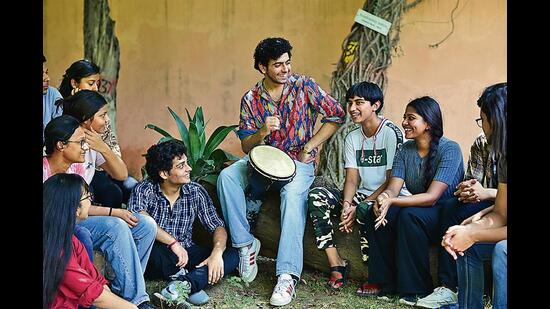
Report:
326,260,350,290
356,282,381,297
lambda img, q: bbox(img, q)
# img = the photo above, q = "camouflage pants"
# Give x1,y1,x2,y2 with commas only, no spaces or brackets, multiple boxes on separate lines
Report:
307,186,373,262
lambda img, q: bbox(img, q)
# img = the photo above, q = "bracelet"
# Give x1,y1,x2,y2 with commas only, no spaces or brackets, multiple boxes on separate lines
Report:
167,240,178,249
108,207,113,216
343,200,354,207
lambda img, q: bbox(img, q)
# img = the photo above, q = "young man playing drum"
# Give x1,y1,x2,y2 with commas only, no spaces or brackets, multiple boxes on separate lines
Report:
128,139,239,307
217,37,345,306
307,81,410,296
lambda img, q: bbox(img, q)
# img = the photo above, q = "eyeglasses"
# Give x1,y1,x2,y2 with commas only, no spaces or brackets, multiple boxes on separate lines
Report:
475,118,483,128
66,139,88,148
80,192,94,202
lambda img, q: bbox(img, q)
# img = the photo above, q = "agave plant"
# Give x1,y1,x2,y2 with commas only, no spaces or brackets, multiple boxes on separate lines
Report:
145,106,240,186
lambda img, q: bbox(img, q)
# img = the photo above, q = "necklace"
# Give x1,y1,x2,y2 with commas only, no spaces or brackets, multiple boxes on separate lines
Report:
360,117,386,162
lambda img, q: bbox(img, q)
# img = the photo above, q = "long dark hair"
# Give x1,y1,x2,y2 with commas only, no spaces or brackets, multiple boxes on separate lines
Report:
58,59,101,98
62,90,107,123
43,173,89,309
477,82,507,162
407,96,444,188
44,115,81,156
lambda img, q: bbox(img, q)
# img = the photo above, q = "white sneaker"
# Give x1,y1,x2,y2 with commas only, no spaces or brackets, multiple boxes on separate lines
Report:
415,286,458,308
238,237,261,283
270,274,297,306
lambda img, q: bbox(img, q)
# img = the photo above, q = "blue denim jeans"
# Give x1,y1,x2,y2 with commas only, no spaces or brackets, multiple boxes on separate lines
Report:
457,240,507,309
217,156,314,278
145,242,239,294
74,224,94,262
77,213,157,305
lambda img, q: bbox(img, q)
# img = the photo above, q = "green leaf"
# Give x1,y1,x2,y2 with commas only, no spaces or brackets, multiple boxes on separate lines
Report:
195,106,204,126
167,106,189,150
144,124,173,138
158,136,174,144
188,122,202,166
185,108,193,123
204,125,238,158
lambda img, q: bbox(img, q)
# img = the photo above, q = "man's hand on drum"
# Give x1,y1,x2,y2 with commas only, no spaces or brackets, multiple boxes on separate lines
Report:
259,116,281,138
297,147,315,164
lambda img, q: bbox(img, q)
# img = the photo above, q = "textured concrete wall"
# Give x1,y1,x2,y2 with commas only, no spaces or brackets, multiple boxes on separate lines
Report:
43,0,506,178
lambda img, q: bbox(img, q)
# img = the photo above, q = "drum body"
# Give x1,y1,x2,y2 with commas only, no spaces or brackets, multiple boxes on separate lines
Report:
247,145,296,200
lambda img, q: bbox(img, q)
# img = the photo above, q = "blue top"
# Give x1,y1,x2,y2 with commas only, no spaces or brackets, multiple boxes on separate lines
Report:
43,86,63,143
391,137,464,198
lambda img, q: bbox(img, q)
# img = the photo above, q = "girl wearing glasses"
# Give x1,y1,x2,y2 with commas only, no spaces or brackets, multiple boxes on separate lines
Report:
58,59,139,209
416,83,506,308
43,173,136,309
43,115,94,262
61,90,158,308
442,83,507,309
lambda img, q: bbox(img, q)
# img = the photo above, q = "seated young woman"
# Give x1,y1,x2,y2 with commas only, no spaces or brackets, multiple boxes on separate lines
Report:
43,173,137,309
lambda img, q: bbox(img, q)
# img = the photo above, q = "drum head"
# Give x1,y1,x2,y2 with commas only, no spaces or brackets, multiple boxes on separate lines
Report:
249,145,296,180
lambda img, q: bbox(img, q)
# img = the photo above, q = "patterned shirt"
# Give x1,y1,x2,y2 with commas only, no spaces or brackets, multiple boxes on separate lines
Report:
95,121,121,172
465,133,498,189
237,74,345,160
128,179,225,248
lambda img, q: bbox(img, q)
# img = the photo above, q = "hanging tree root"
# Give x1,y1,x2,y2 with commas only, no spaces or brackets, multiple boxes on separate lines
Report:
317,0,422,190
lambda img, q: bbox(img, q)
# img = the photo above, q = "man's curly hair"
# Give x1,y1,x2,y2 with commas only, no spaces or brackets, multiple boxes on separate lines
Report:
253,37,292,73
145,139,187,183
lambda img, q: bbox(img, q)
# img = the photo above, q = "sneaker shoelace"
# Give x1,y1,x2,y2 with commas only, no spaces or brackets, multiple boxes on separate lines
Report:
274,277,296,298
432,286,450,297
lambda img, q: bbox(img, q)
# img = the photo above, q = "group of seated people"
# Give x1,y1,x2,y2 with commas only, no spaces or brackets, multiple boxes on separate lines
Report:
43,37,507,309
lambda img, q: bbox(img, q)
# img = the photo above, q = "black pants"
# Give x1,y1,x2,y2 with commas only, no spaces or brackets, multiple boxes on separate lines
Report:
437,198,493,289
144,241,239,294
90,170,132,208
361,197,458,296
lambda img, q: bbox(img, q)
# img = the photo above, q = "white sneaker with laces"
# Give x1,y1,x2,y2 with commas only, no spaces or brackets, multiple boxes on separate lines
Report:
415,286,458,308
238,237,261,283
270,274,297,306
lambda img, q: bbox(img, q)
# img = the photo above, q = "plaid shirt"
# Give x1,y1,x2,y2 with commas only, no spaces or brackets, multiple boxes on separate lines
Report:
465,133,498,189
128,179,225,248
237,74,345,160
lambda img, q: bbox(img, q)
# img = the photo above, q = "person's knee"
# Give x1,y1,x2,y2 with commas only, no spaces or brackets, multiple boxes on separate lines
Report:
136,214,158,235
356,202,373,222
307,187,328,213
397,207,417,226
492,240,507,269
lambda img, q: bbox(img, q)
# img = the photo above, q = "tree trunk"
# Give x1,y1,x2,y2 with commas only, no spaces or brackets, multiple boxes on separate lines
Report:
84,0,120,135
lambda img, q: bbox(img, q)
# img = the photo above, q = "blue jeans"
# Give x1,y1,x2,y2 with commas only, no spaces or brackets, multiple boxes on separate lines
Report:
77,213,157,305
145,242,239,294
74,225,94,262
217,156,314,278
457,240,507,309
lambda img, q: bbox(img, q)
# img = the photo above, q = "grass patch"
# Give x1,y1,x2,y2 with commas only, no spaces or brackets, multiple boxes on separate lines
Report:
146,256,412,308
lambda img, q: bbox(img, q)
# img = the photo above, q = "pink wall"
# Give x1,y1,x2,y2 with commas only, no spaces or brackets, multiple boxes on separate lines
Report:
44,0,506,178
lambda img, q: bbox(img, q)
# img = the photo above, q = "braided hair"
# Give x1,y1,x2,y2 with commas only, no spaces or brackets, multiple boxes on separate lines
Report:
407,96,444,189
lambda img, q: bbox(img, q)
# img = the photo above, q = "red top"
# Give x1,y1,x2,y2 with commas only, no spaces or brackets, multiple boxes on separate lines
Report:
50,236,108,309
